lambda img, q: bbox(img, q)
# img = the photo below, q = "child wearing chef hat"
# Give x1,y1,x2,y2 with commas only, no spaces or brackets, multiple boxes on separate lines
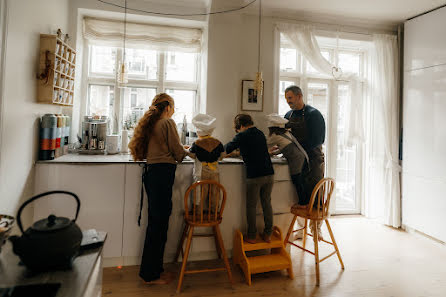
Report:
267,113,309,206
189,114,225,208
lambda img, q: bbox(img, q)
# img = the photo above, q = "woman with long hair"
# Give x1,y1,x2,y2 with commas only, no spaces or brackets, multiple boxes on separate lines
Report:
129,93,187,284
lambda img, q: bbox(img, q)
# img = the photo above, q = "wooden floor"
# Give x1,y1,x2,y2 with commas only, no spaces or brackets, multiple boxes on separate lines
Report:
102,216,446,297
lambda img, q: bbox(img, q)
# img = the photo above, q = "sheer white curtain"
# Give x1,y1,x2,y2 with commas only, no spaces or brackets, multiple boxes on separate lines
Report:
365,34,401,227
83,17,202,53
277,22,364,146
277,23,401,226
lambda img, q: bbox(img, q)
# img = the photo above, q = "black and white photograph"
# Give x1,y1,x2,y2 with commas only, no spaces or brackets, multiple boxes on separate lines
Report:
241,79,264,111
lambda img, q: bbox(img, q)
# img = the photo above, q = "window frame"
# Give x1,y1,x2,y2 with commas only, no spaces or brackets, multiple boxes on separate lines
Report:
83,43,201,134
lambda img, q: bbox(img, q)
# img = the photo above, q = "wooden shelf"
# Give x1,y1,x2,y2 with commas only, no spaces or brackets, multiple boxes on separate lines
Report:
37,34,76,106
53,85,74,93
55,53,75,66
54,69,75,80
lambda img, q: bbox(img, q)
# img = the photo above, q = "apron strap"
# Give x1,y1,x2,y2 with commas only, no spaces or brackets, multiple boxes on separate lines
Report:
280,133,310,167
138,163,149,227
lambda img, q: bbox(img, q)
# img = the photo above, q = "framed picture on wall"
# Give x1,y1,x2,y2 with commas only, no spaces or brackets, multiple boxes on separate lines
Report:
241,80,264,111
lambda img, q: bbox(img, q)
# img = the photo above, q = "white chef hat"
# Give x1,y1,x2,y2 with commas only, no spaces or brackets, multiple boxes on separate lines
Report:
192,113,217,136
266,113,288,128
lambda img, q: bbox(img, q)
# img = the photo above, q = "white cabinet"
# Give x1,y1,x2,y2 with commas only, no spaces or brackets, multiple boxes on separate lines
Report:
34,161,296,264
121,164,195,263
121,165,146,260
402,64,446,243
404,6,446,71
403,6,446,243
402,64,446,178
34,164,125,258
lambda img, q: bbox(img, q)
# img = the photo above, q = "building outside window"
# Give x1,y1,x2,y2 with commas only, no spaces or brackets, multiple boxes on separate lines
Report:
86,45,199,133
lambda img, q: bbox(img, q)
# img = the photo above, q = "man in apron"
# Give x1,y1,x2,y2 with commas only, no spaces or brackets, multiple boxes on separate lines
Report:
283,85,326,240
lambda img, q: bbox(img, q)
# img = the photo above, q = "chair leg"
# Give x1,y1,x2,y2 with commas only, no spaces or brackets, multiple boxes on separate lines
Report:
303,218,308,249
325,219,345,269
284,214,297,245
177,226,194,293
213,226,222,259
215,225,233,284
312,220,320,286
174,223,189,262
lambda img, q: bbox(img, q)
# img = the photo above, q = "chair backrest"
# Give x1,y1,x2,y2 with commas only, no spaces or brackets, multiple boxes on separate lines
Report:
308,178,335,219
184,180,227,225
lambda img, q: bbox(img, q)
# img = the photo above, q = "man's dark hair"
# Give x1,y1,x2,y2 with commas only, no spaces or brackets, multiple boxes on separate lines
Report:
284,85,303,96
234,114,254,131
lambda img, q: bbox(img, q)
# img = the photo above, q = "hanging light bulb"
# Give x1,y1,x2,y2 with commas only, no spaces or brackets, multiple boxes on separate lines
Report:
254,0,263,96
117,61,128,87
254,71,263,96
117,0,128,88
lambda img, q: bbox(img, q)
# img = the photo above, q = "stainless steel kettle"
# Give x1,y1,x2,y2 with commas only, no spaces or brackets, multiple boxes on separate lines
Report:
9,191,82,271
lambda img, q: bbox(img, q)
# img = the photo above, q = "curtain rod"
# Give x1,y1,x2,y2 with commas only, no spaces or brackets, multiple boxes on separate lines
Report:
272,17,397,36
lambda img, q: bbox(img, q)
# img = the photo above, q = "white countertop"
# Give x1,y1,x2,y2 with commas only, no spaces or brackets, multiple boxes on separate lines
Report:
36,153,288,165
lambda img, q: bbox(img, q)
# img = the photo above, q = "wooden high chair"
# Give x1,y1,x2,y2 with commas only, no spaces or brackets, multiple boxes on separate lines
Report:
174,180,233,293
284,178,344,285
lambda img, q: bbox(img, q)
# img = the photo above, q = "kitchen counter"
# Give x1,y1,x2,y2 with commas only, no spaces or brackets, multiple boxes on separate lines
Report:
36,153,287,164
0,239,104,297
34,154,296,267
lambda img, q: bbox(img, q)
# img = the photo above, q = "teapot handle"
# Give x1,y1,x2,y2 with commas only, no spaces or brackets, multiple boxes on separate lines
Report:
16,190,81,235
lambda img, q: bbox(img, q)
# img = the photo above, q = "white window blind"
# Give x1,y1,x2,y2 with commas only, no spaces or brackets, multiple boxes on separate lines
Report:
83,17,202,53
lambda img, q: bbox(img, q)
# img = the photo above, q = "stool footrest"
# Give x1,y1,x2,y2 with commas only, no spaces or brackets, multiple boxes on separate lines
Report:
185,267,226,274
319,251,337,263
287,241,315,255
193,233,214,237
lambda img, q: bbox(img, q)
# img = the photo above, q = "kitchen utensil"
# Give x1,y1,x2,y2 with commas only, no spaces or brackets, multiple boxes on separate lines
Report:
9,191,82,271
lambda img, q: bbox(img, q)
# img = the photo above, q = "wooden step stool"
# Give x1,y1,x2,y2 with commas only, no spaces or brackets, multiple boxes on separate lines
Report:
233,226,293,285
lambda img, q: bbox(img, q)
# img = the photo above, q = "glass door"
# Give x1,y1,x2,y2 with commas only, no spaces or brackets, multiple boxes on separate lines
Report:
305,80,361,214
306,80,331,175
332,83,361,214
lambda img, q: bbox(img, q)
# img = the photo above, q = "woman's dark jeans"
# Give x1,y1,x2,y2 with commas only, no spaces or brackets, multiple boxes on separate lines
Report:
139,163,176,282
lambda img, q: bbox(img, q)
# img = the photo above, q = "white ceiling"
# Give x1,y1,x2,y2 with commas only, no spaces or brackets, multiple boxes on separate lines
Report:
122,0,446,29
261,0,446,24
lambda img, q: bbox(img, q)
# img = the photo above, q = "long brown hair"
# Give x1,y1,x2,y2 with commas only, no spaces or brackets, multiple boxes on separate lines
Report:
129,93,174,161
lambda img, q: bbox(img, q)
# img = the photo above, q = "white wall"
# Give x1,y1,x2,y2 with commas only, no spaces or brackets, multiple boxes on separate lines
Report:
0,0,70,223
206,11,278,142
402,6,446,242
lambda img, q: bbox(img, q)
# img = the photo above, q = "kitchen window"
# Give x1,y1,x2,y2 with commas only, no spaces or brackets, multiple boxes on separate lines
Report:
86,44,200,133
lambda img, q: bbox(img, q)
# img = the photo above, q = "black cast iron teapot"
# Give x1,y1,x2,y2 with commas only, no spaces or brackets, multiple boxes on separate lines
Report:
9,190,82,271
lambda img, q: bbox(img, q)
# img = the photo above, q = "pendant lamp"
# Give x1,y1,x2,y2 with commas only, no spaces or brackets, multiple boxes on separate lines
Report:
117,0,128,87
254,0,263,96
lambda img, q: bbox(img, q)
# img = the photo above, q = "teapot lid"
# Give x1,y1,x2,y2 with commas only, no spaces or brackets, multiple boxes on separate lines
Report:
32,214,71,232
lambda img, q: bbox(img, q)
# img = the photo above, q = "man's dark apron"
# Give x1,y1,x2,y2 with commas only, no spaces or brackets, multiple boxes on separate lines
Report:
286,106,325,203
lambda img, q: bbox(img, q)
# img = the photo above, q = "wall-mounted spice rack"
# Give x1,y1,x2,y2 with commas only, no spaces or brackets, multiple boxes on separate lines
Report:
37,34,76,106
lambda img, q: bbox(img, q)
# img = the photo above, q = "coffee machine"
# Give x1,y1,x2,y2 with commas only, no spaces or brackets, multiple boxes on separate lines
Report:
80,116,108,154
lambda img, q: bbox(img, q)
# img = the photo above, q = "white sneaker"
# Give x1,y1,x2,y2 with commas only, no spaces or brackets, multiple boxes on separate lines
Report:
316,229,324,241
292,229,304,241
309,221,324,241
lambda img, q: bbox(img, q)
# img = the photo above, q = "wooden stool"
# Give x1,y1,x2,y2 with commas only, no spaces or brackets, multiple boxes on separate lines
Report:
233,226,293,285
284,178,344,286
174,180,233,293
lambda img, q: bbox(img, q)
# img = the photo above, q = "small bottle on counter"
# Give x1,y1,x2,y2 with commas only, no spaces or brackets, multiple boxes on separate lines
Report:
181,115,187,145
